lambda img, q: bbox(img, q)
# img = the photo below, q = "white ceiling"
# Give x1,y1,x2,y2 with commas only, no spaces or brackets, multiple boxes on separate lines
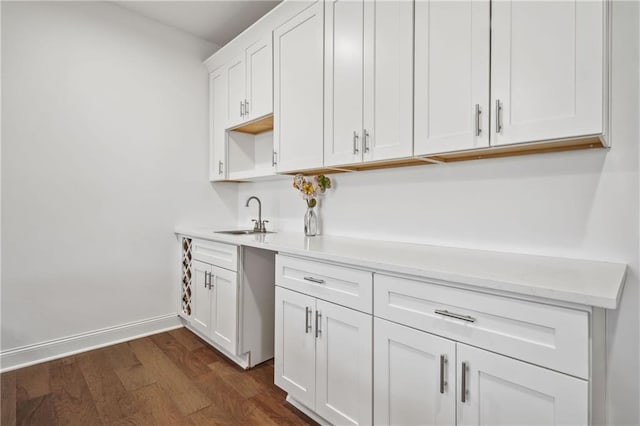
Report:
115,1,281,47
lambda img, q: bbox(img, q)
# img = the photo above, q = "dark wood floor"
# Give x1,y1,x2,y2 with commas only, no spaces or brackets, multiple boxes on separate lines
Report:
0,328,316,426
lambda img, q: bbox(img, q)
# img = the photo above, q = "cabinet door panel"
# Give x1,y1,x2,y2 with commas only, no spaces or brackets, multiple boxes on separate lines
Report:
324,0,364,167
363,0,414,162
226,53,246,128
374,318,456,426
315,300,372,425
209,68,227,181
274,1,324,172
491,0,603,145
275,287,317,409
414,0,490,155
191,260,212,337
457,344,588,426
246,35,273,121
210,266,238,354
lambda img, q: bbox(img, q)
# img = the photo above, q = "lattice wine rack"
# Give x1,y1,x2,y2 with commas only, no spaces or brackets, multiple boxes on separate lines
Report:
181,237,193,317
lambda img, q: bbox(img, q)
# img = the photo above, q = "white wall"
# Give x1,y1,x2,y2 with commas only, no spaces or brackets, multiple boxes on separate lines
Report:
237,2,640,424
1,2,237,354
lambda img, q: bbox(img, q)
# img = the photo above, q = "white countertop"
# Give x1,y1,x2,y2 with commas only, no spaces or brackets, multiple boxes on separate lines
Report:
175,226,627,309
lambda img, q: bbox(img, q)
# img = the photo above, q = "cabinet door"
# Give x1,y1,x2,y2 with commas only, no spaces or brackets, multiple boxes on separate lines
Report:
273,1,324,172
315,300,372,425
457,344,588,426
191,260,212,337
414,0,490,155
209,67,227,181
274,287,317,409
374,318,456,426
226,53,246,128
210,266,238,354
490,1,603,145
324,0,365,167
362,0,414,162
245,35,273,121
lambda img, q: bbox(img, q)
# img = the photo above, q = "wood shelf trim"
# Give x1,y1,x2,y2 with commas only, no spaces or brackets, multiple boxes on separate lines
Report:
229,115,274,135
279,136,605,176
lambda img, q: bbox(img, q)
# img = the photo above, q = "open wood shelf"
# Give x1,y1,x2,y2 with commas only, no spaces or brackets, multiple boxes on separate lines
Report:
280,136,605,176
230,114,274,135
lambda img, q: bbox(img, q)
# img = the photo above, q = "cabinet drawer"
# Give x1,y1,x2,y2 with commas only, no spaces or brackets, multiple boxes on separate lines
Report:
276,255,373,313
192,239,238,271
374,274,589,379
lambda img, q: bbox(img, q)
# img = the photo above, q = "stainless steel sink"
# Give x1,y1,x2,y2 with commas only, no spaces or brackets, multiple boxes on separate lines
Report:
215,230,275,235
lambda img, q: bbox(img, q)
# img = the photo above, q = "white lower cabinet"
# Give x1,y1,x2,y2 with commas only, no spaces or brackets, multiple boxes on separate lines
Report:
375,318,588,426
182,239,275,369
191,260,213,336
374,318,456,426
209,265,238,354
274,287,316,408
457,344,588,426
190,260,238,354
275,286,373,425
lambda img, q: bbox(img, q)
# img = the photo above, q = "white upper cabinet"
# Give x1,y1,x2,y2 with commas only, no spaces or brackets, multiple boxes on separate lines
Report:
273,1,325,172
225,37,274,129
490,0,604,146
209,67,227,182
226,53,246,129
363,0,414,162
325,0,414,167
414,0,490,156
245,35,273,121
324,0,364,167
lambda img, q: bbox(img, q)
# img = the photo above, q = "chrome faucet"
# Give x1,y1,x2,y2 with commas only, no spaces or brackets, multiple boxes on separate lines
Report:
246,196,268,232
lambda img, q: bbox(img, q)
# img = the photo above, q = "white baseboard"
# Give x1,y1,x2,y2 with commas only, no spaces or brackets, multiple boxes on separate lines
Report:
0,314,184,373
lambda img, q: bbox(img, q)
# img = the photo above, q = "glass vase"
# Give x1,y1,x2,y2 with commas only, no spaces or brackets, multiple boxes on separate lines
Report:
304,207,318,236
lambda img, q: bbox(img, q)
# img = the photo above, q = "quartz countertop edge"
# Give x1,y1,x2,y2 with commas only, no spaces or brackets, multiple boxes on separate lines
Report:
175,227,627,310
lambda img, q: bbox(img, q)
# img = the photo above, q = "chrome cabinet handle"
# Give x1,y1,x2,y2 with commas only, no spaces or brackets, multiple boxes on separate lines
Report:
211,275,216,289
303,276,325,284
461,361,468,403
240,101,244,117
475,104,481,136
495,99,502,133
363,129,370,153
315,310,322,338
218,160,223,175
204,271,209,288
272,151,277,167
440,354,447,394
244,100,250,116
353,131,360,154
434,309,476,323
305,307,311,334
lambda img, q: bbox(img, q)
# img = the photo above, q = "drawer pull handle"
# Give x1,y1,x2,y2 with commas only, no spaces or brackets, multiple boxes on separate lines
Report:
461,361,468,403
434,309,476,323
305,306,312,334
304,276,325,284
315,310,322,338
439,354,447,394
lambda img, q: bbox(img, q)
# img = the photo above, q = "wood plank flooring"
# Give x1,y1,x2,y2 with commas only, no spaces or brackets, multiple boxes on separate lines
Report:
1,328,316,426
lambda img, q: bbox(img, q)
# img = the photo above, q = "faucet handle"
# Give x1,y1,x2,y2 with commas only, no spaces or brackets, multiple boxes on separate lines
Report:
251,219,260,231
261,220,269,232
